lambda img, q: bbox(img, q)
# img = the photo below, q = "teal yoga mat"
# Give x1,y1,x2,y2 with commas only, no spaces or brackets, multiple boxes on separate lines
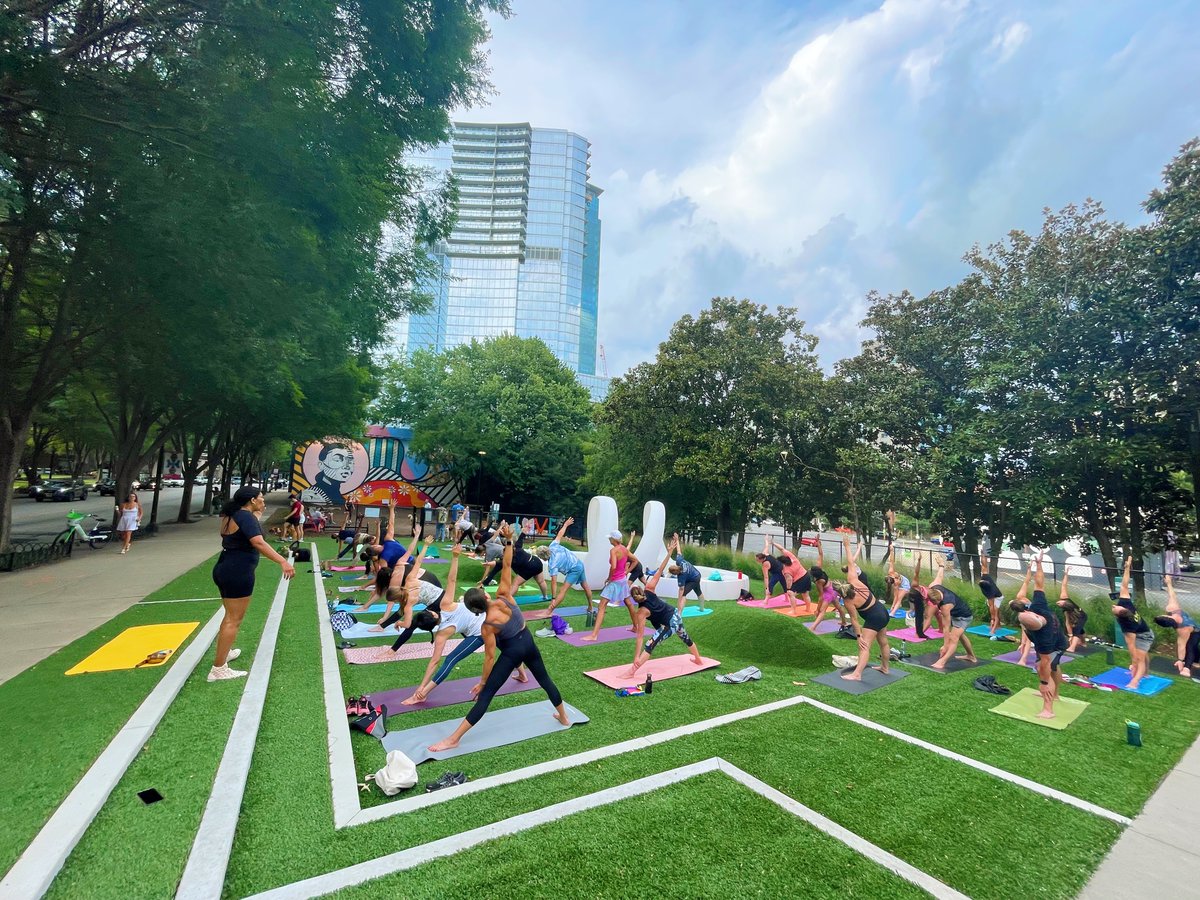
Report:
967,625,1018,638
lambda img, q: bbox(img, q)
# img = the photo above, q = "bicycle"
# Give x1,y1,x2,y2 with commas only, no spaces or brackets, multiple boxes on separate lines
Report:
55,511,113,550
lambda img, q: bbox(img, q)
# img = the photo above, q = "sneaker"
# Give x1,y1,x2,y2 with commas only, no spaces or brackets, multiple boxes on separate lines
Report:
346,696,359,716
226,648,241,663
207,665,248,682
358,695,370,716
425,771,469,792
563,625,574,635
535,626,555,638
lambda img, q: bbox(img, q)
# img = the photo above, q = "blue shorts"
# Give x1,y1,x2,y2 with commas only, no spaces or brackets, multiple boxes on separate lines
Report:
561,563,586,587
601,578,629,604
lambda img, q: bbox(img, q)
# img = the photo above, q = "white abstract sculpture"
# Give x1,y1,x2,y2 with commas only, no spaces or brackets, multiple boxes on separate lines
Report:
584,495,619,589
634,501,668,571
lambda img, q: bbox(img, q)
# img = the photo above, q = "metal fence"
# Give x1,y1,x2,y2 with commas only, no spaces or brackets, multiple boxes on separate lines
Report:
0,533,75,572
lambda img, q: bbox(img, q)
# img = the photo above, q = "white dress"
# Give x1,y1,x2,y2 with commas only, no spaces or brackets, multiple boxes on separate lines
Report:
118,507,140,532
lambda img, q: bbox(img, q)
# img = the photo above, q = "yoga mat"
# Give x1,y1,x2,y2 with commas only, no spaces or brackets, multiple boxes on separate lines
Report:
967,625,1018,638
368,674,540,714
381,700,589,764
515,594,553,607
770,604,818,619
341,574,365,581
526,605,588,620
66,622,200,675
738,595,806,610
890,609,907,619
807,619,843,635
887,627,942,643
557,625,640,647
989,688,1089,730
993,650,1077,671
481,583,540,595
337,622,404,640
680,606,714,618
329,565,365,572
335,602,389,614
1148,656,1195,678
583,655,721,689
338,585,369,593
813,666,909,695
1090,667,1173,696
902,650,990,675
342,639,480,665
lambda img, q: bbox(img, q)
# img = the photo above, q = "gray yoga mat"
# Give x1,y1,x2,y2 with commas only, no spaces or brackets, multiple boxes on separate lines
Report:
902,650,991,674
381,700,589,764
813,666,909,695
1149,655,1196,678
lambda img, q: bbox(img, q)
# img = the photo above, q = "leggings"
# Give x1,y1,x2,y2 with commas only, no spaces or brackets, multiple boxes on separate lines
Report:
465,629,562,726
913,598,931,636
644,612,694,654
383,595,444,651
767,572,787,596
432,635,483,684
1183,630,1200,669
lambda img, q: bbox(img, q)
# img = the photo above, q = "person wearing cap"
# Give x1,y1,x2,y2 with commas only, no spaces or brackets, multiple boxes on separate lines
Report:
583,528,637,642
1008,556,1068,719
1111,556,1152,690
538,516,596,615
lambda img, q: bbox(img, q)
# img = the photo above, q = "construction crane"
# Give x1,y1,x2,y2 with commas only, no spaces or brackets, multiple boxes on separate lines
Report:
598,343,609,377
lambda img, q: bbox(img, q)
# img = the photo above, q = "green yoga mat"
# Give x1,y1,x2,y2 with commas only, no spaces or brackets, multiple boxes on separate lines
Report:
988,688,1089,730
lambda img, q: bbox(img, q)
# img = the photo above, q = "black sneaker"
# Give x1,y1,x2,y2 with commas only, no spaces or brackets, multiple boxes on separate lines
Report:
425,771,468,792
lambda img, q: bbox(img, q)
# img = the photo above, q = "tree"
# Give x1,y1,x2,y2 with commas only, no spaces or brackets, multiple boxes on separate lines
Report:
376,336,593,513
589,298,822,546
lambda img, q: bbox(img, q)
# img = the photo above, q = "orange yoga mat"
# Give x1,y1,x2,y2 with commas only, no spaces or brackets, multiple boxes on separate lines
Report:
66,622,199,675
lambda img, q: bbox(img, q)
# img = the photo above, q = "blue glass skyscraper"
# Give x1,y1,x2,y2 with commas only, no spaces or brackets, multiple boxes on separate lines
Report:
395,122,610,400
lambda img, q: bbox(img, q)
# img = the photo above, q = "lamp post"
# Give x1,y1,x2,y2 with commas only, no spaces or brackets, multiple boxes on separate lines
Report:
476,450,486,506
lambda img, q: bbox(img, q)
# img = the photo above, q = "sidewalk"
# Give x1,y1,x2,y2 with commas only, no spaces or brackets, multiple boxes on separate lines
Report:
0,501,284,686
1079,732,1200,898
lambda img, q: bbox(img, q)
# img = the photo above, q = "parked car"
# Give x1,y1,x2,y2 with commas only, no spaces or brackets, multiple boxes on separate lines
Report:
192,475,209,486
36,479,88,502
162,473,184,488
95,479,117,496
26,482,48,500
800,536,820,547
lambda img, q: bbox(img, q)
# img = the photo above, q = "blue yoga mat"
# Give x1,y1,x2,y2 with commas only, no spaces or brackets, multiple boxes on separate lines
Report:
967,625,1018,638
340,574,364,581
681,607,714,618
1091,667,1172,696
890,610,907,620
334,602,427,615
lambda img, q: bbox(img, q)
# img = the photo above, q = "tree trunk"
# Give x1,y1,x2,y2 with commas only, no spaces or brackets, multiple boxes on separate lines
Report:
0,417,33,550
1083,495,1118,592
1128,487,1146,600
735,530,746,553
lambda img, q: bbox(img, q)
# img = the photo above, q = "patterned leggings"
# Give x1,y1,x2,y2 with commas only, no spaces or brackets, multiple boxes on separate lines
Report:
432,635,483,684
643,612,694,655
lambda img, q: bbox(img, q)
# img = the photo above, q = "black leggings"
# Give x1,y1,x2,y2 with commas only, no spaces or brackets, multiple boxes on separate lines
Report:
913,598,931,636
382,595,444,651
1184,630,1200,669
465,629,562,726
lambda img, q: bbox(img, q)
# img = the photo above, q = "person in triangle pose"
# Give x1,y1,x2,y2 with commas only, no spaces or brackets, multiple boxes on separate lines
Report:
625,562,704,677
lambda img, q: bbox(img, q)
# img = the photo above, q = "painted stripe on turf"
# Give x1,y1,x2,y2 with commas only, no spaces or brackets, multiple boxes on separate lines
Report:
247,758,968,900
799,696,1132,826
0,609,225,897
175,555,294,900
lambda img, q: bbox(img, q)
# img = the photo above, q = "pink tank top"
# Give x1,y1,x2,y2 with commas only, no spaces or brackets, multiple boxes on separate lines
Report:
612,548,629,580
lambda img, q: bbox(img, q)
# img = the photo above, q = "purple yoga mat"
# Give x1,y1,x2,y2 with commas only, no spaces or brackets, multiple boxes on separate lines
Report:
368,673,540,714
806,619,843,635
557,625,641,647
994,649,1077,669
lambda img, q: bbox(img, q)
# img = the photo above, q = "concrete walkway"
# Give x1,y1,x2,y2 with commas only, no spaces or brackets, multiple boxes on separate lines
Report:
0,502,285,685
1079,731,1200,898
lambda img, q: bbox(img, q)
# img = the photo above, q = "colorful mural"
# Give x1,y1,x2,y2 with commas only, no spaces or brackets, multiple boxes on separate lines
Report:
289,426,457,509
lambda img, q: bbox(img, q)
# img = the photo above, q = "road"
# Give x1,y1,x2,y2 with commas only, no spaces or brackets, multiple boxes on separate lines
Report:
9,488,212,542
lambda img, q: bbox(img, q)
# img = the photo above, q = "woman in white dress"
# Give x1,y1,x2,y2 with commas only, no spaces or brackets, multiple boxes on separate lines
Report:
116,492,142,554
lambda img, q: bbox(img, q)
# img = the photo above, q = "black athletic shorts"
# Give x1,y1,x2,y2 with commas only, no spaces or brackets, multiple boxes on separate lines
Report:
629,561,645,583
793,573,812,594
512,554,543,581
860,599,889,632
212,550,259,599
285,515,300,525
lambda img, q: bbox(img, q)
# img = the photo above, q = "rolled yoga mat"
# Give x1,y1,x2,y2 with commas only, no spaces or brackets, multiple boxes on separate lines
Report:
813,666,909,695
989,687,1089,730
583,655,721,689
382,700,589,764
557,625,640,647
993,649,1077,671
901,650,990,674
368,674,540,715
342,639,479,665
1090,667,1173,696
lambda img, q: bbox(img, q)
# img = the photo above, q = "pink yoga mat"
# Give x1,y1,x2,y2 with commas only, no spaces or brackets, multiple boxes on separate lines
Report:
329,565,365,572
368,674,539,713
583,655,721,689
888,627,942,643
557,625,640,647
738,595,796,609
342,639,480,665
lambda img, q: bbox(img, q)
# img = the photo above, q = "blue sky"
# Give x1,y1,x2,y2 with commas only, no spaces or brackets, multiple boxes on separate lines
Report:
455,0,1200,376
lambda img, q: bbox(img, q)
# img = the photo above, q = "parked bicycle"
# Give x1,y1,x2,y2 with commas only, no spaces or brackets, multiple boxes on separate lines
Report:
55,511,113,550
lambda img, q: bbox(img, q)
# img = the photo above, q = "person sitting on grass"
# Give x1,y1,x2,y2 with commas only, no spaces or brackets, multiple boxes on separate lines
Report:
667,533,706,613
809,540,849,632
1008,556,1067,719
1112,556,1152,690
929,559,978,669
979,553,1005,635
538,516,596,616
626,563,704,677
401,544,524,705
428,537,569,752
839,535,891,682
583,529,638,642
1155,574,1198,678
1056,573,1088,653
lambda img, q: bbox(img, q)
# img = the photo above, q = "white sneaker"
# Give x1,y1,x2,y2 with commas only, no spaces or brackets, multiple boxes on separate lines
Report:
535,626,554,638
226,648,241,662
207,664,248,682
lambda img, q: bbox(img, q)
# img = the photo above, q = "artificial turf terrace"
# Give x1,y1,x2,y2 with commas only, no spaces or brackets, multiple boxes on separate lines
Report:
1,539,1197,898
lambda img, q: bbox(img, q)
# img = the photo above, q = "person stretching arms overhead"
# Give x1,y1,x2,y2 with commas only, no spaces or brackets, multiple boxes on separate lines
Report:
1112,556,1152,690
538,516,595,615
839,534,892,682
626,562,704,676
884,543,911,616
1009,556,1067,719
766,535,809,614
904,553,941,640
809,539,849,632
1055,572,1089,653
428,537,569,752
979,553,1004,635
755,548,789,605
928,559,978,669
583,529,638,642
1155,574,1199,678
667,533,705,613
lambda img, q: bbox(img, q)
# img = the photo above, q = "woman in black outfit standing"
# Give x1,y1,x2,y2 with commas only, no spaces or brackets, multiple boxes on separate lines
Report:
210,486,295,682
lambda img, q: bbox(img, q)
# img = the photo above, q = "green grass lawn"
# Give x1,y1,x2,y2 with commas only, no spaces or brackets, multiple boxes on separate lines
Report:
3,538,1198,898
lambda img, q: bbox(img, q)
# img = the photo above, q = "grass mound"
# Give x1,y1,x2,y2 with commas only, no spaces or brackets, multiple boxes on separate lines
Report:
689,608,829,670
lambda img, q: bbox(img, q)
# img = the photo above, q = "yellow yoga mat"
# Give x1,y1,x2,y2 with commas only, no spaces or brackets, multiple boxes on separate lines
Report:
66,622,200,675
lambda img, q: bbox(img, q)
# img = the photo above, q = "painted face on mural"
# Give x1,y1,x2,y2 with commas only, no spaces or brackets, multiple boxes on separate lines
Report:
319,445,354,483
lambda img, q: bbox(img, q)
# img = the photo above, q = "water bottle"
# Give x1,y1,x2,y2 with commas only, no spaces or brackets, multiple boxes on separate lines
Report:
1126,721,1142,747
645,674,654,695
